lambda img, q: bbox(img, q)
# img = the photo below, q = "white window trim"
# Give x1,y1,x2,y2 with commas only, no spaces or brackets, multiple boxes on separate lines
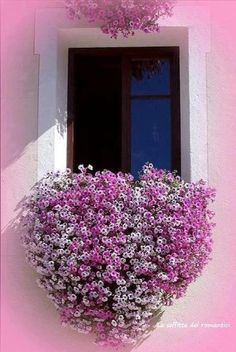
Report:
35,5,210,182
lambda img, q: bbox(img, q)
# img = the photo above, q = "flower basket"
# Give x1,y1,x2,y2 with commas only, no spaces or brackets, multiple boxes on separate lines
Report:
21,164,215,346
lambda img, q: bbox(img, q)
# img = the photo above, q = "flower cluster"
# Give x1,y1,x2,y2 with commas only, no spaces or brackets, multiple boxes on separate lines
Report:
21,164,215,346
65,0,174,38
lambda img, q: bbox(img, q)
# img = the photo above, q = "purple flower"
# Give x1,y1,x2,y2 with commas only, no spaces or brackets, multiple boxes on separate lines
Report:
65,0,174,38
21,163,215,347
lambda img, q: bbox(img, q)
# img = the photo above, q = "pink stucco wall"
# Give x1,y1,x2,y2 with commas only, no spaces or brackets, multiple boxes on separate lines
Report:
1,1,236,352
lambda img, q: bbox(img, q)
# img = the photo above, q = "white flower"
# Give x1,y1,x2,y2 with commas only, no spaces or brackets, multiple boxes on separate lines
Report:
78,164,84,171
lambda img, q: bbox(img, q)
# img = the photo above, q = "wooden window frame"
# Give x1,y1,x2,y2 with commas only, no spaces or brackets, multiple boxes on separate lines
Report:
67,47,181,174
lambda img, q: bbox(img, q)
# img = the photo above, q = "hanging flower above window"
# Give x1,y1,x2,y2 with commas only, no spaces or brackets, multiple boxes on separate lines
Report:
65,0,175,38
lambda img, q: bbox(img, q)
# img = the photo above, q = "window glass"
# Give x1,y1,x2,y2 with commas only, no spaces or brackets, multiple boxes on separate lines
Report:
131,59,170,96
131,99,171,178
74,55,122,172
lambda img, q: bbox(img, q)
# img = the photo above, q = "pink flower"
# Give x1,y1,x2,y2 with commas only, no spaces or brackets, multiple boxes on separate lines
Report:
21,163,215,347
65,0,174,38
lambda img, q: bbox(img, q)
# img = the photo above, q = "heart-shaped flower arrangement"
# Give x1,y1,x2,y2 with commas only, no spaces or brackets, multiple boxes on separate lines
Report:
21,163,215,347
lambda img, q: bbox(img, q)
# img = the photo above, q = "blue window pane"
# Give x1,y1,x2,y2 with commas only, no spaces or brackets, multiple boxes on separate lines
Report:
131,99,171,178
131,60,170,96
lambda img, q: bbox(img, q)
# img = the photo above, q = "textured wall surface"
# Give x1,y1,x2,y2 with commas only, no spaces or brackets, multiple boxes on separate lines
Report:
1,1,236,352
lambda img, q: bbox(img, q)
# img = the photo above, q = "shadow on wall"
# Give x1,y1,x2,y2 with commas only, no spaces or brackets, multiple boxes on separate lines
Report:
2,195,161,352
1,4,71,172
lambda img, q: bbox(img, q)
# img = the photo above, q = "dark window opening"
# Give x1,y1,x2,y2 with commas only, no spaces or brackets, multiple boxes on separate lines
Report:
67,47,181,177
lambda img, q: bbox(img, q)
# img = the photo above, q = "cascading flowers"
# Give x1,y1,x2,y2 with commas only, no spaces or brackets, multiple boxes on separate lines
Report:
65,0,175,38
21,163,215,346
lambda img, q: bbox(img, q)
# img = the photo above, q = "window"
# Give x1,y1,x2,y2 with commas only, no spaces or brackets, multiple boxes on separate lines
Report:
67,47,181,177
